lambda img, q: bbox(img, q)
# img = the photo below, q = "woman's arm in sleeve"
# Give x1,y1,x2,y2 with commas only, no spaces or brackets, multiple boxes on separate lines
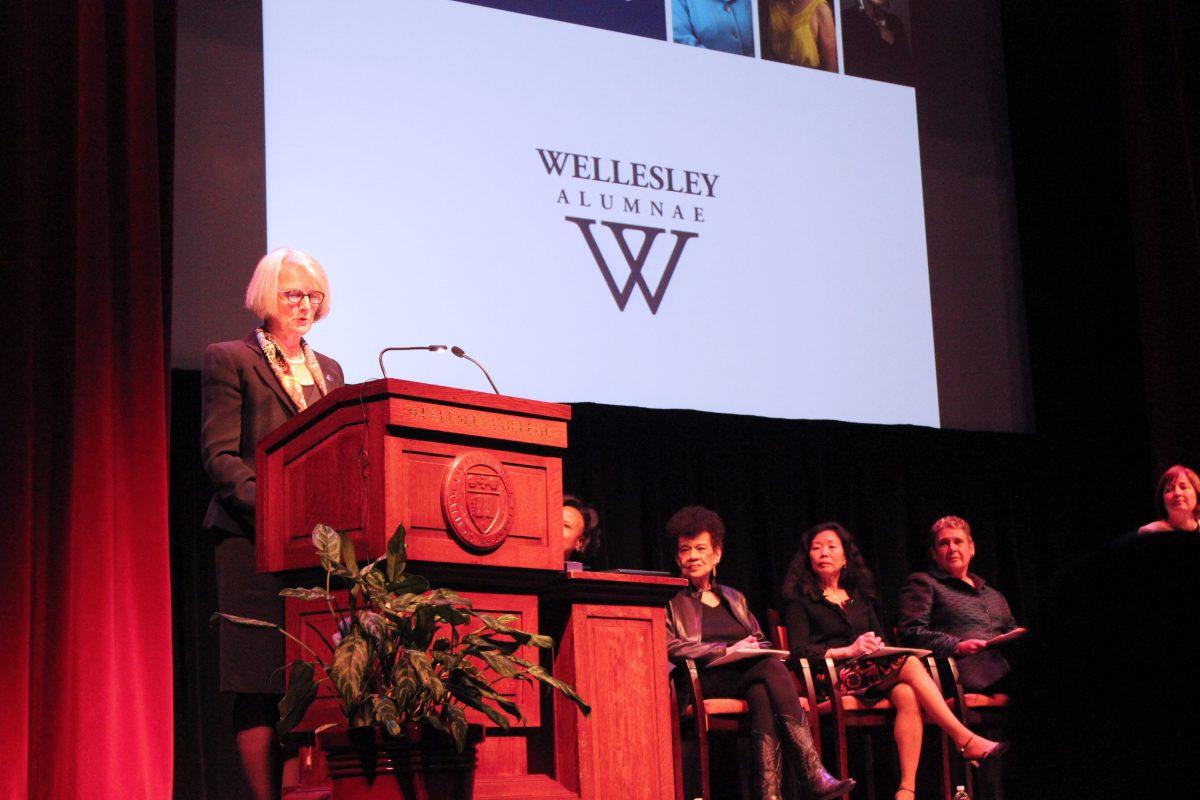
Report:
784,600,832,663
666,598,727,666
200,344,256,529
897,573,960,655
672,0,700,47
816,3,838,71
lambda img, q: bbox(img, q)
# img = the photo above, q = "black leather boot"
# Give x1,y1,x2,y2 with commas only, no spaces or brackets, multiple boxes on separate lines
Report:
776,713,856,800
752,730,785,800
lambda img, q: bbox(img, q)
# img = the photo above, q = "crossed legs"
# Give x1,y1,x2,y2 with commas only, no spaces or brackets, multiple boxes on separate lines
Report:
888,656,1002,796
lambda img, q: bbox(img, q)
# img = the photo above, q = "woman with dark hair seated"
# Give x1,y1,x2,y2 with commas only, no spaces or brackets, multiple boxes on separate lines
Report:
783,523,1005,800
562,493,607,568
1137,464,1200,534
666,506,853,800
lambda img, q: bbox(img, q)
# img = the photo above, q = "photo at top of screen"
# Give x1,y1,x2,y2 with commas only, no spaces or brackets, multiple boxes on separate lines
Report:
840,0,914,87
452,0,666,39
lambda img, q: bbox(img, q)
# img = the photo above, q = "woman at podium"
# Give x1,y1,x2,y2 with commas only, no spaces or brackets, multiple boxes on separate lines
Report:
665,506,853,800
201,247,343,800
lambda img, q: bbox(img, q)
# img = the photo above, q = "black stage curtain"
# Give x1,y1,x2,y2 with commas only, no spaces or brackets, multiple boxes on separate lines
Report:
1002,4,1200,797
564,403,1060,626
1002,1,1200,526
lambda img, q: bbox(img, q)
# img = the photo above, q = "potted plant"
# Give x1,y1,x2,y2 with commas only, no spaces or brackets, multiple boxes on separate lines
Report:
216,523,590,799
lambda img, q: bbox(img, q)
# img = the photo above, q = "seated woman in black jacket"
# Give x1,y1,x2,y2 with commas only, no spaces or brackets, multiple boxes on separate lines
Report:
783,522,1005,800
666,506,853,800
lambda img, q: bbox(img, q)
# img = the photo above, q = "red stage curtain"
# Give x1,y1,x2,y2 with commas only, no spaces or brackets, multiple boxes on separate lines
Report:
3,1,175,797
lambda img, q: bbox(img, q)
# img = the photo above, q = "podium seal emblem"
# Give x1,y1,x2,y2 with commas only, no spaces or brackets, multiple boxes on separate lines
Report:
442,451,516,551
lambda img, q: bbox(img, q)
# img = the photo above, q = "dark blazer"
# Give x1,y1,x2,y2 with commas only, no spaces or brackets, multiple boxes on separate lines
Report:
201,333,344,537
666,583,766,667
897,568,1017,691
784,592,889,665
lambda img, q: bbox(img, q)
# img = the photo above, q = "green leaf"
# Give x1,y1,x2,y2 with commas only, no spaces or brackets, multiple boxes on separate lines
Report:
391,661,419,713
339,532,358,573
279,587,334,601
447,678,511,730
369,694,403,738
478,649,522,679
411,606,437,650
331,633,370,703
313,524,341,565
434,605,471,627
277,661,319,737
386,523,407,581
357,610,390,644
212,612,278,630
405,649,445,699
443,705,468,752
473,634,521,655
362,569,387,595
513,659,591,716
424,588,468,606
386,574,431,595
472,614,536,645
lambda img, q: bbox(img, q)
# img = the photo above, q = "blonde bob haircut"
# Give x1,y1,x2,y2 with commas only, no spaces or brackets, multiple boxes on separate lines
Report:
244,247,331,323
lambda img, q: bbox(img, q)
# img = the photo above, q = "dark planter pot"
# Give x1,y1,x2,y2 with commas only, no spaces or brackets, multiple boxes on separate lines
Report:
317,724,484,800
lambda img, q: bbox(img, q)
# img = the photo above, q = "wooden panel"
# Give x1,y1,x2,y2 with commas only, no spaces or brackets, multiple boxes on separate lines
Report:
259,400,388,573
281,425,365,544
382,437,560,571
258,380,567,573
476,734,528,777
285,591,540,732
554,605,675,800
387,397,567,448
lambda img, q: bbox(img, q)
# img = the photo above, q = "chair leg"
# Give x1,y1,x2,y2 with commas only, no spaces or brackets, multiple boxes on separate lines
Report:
939,729,952,800
698,724,712,800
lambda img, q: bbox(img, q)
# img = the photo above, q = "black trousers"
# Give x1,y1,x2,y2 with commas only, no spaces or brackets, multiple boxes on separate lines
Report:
699,656,806,737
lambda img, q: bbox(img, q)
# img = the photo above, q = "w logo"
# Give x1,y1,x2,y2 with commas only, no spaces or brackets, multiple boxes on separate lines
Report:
565,217,699,314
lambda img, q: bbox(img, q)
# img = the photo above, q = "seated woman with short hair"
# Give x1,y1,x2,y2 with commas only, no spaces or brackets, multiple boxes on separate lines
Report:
665,506,853,800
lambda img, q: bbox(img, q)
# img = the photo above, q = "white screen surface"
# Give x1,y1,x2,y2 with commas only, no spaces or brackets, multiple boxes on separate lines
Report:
263,0,938,426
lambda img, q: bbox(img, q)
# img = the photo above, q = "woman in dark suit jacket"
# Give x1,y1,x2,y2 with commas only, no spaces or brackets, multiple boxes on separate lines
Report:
202,247,343,800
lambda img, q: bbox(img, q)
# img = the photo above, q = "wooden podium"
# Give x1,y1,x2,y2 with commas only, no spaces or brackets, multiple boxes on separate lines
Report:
256,379,684,799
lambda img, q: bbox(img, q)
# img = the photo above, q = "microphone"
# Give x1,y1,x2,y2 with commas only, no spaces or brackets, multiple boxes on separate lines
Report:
378,345,447,379
450,346,501,395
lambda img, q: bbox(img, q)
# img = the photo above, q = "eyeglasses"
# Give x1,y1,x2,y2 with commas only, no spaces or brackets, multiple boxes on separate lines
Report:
278,290,325,306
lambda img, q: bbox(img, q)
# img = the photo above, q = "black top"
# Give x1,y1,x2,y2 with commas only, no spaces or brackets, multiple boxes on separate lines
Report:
701,598,750,643
897,568,1017,691
784,592,889,665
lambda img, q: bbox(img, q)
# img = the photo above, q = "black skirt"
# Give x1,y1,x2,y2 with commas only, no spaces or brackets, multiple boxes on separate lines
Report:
215,535,287,694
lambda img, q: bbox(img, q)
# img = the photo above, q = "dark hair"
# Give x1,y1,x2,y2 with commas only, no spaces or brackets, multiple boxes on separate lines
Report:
665,505,726,549
781,521,877,602
563,494,602,559
1156,465,1200,520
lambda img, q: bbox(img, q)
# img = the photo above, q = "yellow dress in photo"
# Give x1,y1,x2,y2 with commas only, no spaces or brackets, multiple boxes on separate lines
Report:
767,0,829,68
